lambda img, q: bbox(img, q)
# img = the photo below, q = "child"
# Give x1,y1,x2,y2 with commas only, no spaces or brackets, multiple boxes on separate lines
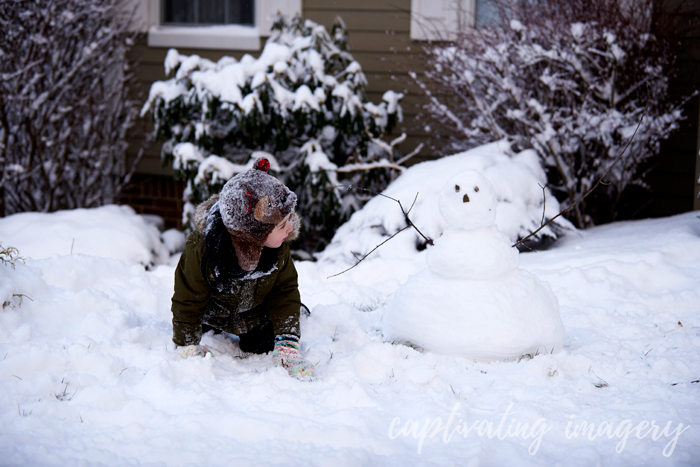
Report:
171,158,314,379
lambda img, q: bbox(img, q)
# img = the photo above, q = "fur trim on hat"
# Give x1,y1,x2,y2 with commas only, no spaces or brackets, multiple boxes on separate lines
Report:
195,194,301,241
194,169,301,271
194,194,220,233
217,161,297,270
286,211,301,243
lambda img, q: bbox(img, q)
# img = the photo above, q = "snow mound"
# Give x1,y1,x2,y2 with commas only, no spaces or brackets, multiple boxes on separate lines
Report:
0,205,169,267
0,201,699,464
319,141,574,265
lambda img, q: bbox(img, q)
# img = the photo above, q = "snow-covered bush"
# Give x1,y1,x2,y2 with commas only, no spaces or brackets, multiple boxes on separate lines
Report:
0,0,141,216
142,15,404,251
413,0,687,228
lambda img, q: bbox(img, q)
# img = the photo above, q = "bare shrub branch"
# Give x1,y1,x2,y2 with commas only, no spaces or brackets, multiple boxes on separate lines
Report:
0,0,143,215
414,0,691,228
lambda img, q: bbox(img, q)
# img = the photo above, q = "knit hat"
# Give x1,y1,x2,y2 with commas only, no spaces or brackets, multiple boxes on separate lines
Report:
219,158,297,271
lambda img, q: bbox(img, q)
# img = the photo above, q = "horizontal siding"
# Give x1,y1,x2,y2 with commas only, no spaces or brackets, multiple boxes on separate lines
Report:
305,1,438,160
136,46,252,65
346,31,417,53
129,0,439,172
126,0,700,221
305,0,411,11
304,11,411,32
128,36,170,176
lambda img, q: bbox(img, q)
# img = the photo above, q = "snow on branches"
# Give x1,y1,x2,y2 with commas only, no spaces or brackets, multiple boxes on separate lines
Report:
414,0,687,228
0,0,142,215
143,15,406,251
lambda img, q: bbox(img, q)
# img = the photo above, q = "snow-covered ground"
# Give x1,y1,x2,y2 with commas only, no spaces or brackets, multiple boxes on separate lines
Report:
1,198,699,465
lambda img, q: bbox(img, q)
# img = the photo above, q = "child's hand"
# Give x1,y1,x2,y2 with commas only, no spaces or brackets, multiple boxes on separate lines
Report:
272,336,314,380
177,345,213,359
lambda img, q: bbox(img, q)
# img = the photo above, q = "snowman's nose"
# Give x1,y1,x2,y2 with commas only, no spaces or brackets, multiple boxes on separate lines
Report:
463,194,470,203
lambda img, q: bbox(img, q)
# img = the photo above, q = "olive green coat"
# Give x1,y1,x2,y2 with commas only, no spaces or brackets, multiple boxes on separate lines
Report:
171,230,301,347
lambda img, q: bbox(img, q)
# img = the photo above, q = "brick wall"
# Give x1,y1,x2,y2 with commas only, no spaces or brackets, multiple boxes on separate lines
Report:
118,174,185,230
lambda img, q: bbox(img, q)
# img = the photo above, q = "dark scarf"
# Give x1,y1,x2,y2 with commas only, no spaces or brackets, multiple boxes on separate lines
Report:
200,203,281,292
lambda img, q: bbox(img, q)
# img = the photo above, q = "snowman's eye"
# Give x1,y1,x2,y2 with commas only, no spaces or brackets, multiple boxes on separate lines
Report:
474,186,480,192
455,184,460,192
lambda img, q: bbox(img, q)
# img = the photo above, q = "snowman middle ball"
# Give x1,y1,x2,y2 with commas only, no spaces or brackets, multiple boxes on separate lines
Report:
426,171,519,280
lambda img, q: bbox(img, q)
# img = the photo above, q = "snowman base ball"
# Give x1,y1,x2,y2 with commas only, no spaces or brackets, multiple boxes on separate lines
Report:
383,169,565,360
383,268,565,360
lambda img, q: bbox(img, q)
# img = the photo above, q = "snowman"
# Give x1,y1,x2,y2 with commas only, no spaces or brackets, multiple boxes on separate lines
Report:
383,170,565,360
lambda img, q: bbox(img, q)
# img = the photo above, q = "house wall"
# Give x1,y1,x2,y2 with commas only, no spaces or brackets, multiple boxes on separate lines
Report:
120,38,254,228
121,0,433,228
120,0,700,230
304,0,432,156
129,0,429,176
630,1,700,218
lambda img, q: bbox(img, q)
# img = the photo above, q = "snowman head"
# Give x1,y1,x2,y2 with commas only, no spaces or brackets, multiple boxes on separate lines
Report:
438,170,497,230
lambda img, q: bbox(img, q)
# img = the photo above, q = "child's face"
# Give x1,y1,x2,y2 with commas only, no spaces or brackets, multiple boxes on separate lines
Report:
263,215,293,248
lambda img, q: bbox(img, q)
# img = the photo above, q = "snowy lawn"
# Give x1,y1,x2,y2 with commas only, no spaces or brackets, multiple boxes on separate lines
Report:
1,202,699,466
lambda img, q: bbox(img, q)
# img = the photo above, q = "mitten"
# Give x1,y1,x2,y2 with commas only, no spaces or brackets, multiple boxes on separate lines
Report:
178,344,213,359
272,335,314,379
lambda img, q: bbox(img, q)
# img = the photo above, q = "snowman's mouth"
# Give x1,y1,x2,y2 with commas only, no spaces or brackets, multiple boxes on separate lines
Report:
463,194,470,203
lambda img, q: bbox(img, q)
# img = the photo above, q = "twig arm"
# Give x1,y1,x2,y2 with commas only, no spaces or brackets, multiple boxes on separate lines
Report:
512,107,645,249
327,225,411,278
328,186,434,277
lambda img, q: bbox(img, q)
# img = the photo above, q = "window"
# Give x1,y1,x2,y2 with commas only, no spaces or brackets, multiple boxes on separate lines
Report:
410,0,477,41
164,0,254,26
147,0,301,51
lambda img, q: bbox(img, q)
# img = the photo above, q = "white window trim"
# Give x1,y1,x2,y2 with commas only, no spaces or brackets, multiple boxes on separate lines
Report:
410,0,476,41
145,0,301,51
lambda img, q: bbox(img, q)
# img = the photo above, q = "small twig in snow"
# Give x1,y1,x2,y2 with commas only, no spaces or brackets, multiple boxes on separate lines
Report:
589,368,609,388
670,379,700,387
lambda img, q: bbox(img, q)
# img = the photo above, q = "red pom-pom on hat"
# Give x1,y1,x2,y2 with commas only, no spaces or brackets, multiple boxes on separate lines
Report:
254,158,271,172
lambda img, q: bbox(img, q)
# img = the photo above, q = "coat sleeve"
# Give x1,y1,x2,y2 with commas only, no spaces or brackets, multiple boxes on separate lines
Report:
265,244,302,338
171,230,210,347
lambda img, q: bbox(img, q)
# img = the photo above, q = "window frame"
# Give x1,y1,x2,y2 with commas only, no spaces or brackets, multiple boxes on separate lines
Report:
146,0,301,50
410,0,477,41
161,0,255,27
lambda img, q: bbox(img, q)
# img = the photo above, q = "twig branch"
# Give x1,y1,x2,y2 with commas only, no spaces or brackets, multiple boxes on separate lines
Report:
347,186,433,246
336,160,404,173
670,379,700,387
397,142,424,166
327,225,412,278
327,186,434,278
365,130,409,164
538,183,547,226
512,101,647,249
